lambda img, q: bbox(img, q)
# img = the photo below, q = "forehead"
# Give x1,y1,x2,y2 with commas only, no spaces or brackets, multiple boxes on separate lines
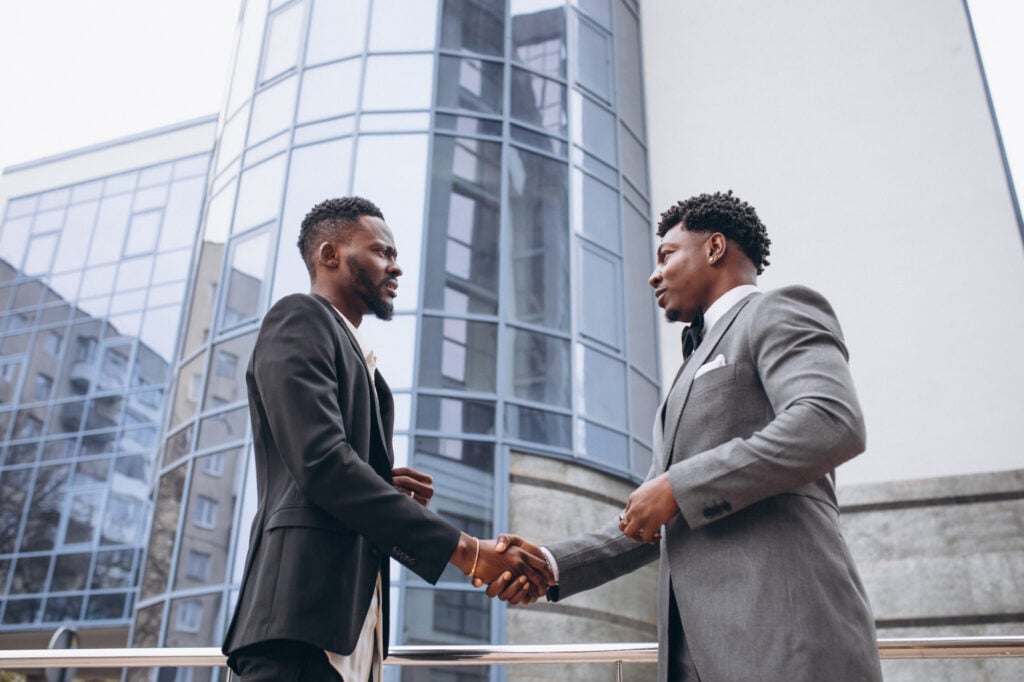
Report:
350,215,395,246
659,222,702,249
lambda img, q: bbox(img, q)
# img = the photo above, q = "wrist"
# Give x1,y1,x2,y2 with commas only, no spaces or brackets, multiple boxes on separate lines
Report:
450,532,477,575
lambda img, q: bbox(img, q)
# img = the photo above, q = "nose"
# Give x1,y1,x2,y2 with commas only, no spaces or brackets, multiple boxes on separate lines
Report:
388,260,403,278
649,266,662,289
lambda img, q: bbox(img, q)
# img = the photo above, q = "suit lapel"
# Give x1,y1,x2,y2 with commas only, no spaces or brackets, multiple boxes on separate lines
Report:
660,294,758,469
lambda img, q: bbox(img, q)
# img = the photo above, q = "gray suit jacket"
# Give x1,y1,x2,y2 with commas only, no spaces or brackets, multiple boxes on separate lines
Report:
547,286,882,681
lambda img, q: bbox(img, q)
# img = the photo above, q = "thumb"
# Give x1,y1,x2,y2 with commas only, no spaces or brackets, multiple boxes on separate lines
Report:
495,533,514,553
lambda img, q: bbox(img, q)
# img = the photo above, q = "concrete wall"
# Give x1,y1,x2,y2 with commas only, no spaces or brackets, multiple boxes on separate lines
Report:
840,470,1024,680
506,452,657,682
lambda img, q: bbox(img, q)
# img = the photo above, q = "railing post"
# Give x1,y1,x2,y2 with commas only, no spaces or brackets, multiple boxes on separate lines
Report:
616,659,623,682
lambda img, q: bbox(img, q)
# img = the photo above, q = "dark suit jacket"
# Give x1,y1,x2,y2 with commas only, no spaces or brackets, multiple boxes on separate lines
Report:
547,286,882,681
222,293,460,666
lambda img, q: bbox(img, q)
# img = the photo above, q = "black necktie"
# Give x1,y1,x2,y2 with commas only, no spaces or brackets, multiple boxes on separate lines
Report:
682,307,704,361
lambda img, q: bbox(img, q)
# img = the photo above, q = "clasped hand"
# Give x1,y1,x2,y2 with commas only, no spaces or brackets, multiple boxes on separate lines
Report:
462,535,553,605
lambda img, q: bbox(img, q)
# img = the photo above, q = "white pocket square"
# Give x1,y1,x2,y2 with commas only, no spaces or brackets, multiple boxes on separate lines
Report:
694,354,727,379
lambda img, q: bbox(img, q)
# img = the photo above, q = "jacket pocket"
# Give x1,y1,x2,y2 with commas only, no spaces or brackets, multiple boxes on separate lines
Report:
265,505,351,535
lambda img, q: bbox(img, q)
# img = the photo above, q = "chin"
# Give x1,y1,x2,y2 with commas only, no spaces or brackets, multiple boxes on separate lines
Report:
664,308,680,323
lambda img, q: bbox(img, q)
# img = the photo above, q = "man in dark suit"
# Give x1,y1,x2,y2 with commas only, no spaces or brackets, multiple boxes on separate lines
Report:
492,191,882,681
223,197,551,681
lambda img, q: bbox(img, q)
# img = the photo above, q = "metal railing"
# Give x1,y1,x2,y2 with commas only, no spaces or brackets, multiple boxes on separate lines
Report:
2,637,1023,681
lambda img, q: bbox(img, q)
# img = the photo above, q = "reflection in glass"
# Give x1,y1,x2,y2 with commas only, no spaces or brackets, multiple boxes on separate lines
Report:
205,332,256,409
511,0,566,78
424,136,501,315
260,1,305,83
579,245,622,349
629,370,658,446
0,468,30,553
440,0,504,56
358,315,416,390
362,55,435,111
579,418,628,469
573,91,616,163
404,587,491,645
510,68,567,137
614,0,645,138
88,195,132,266
510,124,567,156
11,555,50,594
505,403,572,448
436,56,503,115
306,0,368,65
507,147,570,330
140,464,186,600
219,231,270,332
21,464,70,552
93,548,137,589
416,395,495,435
54,201,98,272
572,170,619,250
297,59,361,123
85,592,126,620
160,176,207,251
619,123,648,194
418,317,496,392
52,553,90,591
23,233,58,275
507,328,571,407
576,16,612,100
434,113,503,137
198,406,248,450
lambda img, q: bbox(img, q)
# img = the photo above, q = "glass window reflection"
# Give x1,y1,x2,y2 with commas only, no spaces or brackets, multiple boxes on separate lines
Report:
233,155,287,234
205,332,257,409
416,395,496,435
510,68,567,137
579,419,628,469
424,136,501,314
573,92,616,163
622,204,657,376
260,1,305,83
577,344,626,428
572,169,619,250
576,16,612,100
440,0,504,56
306,0,368,65
507,147,570,331
506,328,571,407
436,56,503,115
511,0,566,79
369,0,438,52
579,244,622,349
418,317,497,393
248,75,299,146
362,55,435,110
506,403,572,449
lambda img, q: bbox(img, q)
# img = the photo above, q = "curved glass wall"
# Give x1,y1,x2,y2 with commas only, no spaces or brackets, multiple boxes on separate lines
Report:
132,1,656,680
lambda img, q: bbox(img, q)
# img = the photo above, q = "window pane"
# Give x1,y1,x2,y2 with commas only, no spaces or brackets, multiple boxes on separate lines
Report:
578,0,611,27
197,406,248,450
248,75,299,145
510,68,567,137
92,548,137,589
306,0,368,65
220,230,270,331
632,440,653,479
440,0,504,56
614,0,645,137
139,304,183,363
24,233,58,275
101,492,146,546
22,464,70,552
578,244,622,349
260,1,305,82
576,16,612,100
159,177,206,251
297,59,361,123
577,344,626,427
88,195,132,266
132,185,168,212
227,0,268,113
11,555,51,594
436,56,504,115
573,91,616,163
423,137,502,314
619,123,648,194
165,593,222,646
32,208,64,234
511,0,566,78
579,418,628,469
623,203,657,375
630,369,658,447
205,332,257,409
405,587,492,644
54,201,99,272
362,55,435,110
273,137,354,302
417,395,495,435
506,403,572,448
507,148,570,331
418,317,496,393
369,0,437,51
140,465,186,600
233,155,287,233
572,170,619,250
352,134,428,312
0,215,31,268
506,328,570,407
124,211,162,256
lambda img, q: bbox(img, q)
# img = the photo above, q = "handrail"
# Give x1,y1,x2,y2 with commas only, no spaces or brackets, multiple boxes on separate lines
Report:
0,637,1023,669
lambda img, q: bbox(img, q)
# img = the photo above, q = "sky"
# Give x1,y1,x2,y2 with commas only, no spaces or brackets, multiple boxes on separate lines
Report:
0,1,1020,206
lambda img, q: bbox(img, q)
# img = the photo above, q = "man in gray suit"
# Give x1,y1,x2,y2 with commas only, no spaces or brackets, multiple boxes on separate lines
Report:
493,191,882,680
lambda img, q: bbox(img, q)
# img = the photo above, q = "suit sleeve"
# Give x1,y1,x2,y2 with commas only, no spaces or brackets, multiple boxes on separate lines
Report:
254,295,460,583
544,456,661,601
670,286,867,529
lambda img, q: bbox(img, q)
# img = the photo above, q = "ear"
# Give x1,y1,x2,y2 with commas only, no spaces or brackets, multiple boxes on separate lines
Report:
318,240,341,269
707,233,727,265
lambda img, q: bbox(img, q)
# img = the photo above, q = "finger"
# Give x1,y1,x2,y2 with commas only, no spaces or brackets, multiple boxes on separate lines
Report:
495,533,516,553
497,575,528,602
392,467,433,484
393,476,433,498
473,576,485,588
486,571,514,598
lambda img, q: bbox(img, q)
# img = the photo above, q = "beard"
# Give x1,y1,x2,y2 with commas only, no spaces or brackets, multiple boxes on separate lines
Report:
347,255,395,321
664,308,680,323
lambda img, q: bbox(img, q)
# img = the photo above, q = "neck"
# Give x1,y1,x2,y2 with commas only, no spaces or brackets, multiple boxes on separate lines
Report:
311,284,363,327
705,273,756,311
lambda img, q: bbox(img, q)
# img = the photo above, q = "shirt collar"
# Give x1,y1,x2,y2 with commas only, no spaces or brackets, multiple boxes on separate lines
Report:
702,284,761,334
330,304,376,368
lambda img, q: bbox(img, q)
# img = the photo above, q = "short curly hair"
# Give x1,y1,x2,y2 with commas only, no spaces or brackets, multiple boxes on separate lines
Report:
297,196,384,275
656,191,771,274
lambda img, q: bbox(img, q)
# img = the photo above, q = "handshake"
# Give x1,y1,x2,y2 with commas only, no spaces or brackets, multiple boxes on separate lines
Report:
451,533,553,605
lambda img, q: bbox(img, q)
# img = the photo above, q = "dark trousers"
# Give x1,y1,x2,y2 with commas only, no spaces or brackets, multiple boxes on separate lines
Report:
232,639,344,682
667,583,702,681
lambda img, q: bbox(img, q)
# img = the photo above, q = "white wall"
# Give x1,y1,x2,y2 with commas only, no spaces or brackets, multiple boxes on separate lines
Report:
641,0,1024,484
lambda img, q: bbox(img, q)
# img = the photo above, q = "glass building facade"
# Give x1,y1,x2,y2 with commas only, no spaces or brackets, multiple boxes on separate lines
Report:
1,1,657,680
